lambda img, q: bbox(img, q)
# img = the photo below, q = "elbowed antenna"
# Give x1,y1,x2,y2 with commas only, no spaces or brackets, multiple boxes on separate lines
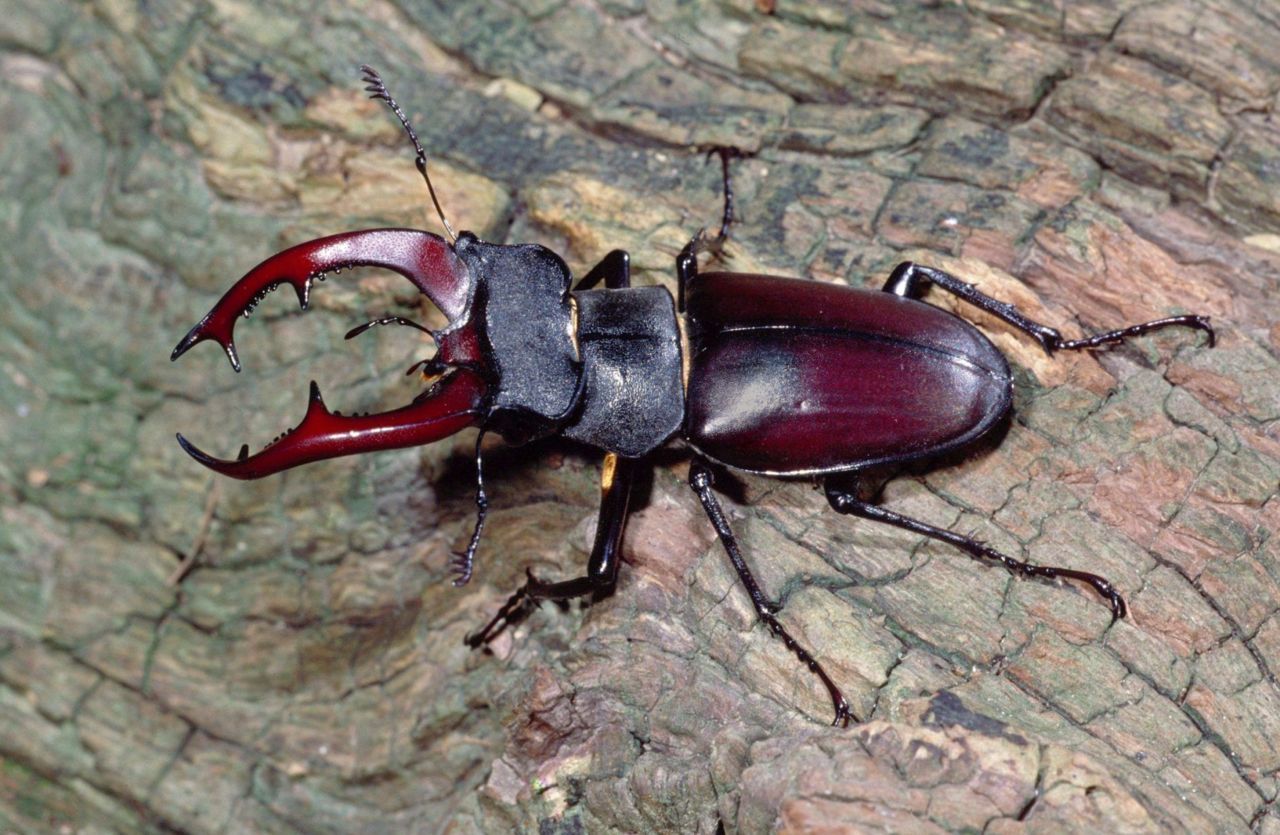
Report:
360,64,457,243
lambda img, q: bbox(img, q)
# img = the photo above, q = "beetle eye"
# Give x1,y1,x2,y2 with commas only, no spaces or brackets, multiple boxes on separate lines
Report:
412,365,456,402
405,356,448,379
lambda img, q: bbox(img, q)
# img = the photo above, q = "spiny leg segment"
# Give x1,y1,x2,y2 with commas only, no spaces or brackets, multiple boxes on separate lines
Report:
467,454,637,647
689,460,855,727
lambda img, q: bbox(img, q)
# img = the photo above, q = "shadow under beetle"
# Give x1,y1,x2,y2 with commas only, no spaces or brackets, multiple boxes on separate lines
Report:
172,67,1215,726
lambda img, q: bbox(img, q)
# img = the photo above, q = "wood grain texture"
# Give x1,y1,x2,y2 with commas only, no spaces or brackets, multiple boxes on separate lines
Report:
1,1,1277,832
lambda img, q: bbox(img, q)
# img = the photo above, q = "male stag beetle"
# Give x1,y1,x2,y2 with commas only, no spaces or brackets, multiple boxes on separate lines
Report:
172,67,1215,725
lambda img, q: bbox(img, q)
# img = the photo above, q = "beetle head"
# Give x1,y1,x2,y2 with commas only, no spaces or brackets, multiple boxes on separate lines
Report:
171,228,583,478
171,228,493,478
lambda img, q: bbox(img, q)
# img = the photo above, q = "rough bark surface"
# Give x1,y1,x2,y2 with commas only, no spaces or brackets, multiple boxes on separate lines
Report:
1,1,1278,833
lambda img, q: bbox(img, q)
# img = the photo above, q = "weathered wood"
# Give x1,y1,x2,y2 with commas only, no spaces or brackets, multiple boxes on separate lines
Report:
1,2,1277,832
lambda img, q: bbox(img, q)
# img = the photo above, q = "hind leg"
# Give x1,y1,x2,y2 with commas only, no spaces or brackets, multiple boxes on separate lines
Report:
824,478,1126,621
882,262,1214,355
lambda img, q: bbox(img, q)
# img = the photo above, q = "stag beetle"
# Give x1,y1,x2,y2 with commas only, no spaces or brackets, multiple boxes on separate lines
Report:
172,67,1214,725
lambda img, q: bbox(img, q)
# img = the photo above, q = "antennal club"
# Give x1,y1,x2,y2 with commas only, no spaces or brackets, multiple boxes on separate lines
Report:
360,64,457,243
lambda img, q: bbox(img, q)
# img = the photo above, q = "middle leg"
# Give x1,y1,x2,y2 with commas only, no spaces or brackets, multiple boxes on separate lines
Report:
689,460,854,726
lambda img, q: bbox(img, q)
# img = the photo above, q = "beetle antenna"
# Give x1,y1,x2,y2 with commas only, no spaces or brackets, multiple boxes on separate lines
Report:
452,431,488,586
343,314,434,341
360,65,457,243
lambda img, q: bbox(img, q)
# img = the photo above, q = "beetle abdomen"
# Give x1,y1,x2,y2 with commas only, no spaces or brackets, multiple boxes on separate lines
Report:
684,273,1012,475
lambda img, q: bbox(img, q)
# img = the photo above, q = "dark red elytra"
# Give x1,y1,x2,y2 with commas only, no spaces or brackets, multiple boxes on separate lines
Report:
684,271,1011,475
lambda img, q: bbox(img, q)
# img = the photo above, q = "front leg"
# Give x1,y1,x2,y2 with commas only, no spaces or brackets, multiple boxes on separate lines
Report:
466,453,637,647
574,250,631,291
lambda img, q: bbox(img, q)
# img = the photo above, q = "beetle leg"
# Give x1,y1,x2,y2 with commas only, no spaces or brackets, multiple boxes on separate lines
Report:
676,231,703,314
677,147,743,313
824,481,1128,621
574,250,631,291
466,454,637,647
676,225,729,314
882,262,1214,354
689,461,855,727
706,146,741,243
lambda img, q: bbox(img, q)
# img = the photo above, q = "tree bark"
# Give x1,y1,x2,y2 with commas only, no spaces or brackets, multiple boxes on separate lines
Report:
1,1,1277,832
